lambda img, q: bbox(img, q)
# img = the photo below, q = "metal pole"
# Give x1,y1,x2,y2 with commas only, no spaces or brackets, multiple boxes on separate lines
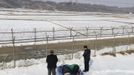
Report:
72,35,75,59
70,28,73,39
34,28,37,53
53,27,55,40
95,34,97,57
100,27,103,37
122,26,125,35
127,31,130,50
86,27,89,37
93,31,97,57
45,33,49,57
112,33,116,56
112,27,114,36
11,29,16,68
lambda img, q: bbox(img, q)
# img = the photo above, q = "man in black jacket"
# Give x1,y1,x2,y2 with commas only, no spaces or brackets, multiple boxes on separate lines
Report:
83,45,91,72
46,50,58,75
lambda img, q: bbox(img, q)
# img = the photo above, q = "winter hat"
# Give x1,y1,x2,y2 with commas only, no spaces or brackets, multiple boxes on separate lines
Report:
83,45,88,48
50,50,54,54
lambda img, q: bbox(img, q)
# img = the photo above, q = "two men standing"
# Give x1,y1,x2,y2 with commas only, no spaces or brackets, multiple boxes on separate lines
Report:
83,45,91,72
46,45,91,75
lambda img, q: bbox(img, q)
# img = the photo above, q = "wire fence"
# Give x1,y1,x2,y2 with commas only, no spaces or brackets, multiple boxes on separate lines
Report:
0,26,134,69
0,26,134,45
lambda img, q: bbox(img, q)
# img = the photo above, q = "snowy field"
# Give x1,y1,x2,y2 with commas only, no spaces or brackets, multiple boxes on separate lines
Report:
0,11,134,31
0,49,134,75
0,9,134,31
0,9,134,75
0,9,134,46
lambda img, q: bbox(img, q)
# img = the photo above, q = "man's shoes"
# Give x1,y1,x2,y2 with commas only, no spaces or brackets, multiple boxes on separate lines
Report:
83,70,88,72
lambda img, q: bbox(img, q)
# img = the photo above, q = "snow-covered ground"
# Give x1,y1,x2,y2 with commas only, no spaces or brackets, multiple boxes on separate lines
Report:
0,9,134,75
0,49,134,75
0,9,134,31
0,9,134,46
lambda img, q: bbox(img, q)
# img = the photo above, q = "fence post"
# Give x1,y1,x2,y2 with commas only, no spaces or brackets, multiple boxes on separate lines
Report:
127,31,130,50
70,28,73,39
86,27,89,37
100,27,103,37
112,33,116,56
72,35,75,59
122,26,125,35
45,33,49,57
11,29,16,68
53,27,55,40
111,27,115,36
94,32,97,57
93,31,97,57
34,28,37,54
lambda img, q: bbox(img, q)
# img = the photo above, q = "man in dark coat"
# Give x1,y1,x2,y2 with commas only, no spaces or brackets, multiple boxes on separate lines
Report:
46,50,58,75
83,45,91,72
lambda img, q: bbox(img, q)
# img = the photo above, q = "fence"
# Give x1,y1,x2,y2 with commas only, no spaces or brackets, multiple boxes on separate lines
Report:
0,26,134,45
0,26,134,69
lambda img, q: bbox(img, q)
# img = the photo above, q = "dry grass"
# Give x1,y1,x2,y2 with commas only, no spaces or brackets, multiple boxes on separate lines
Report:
0,37,134,62
101,52,116,57
122,50,134,54
101,49,134,56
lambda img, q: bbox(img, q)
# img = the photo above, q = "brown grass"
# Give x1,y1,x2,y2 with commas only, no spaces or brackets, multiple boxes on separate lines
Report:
101,49,134,56
0,37,134,62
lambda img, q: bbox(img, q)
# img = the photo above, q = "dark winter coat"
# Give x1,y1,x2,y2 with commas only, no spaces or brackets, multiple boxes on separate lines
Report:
46,54,58,69
83,49,91,60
